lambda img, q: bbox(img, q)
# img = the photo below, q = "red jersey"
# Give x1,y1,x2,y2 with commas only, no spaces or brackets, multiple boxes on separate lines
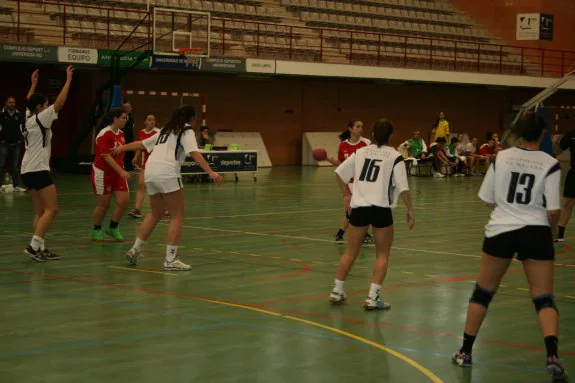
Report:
137,127,160,166
479,143,495,156
338,137,371,163
93,126,125,173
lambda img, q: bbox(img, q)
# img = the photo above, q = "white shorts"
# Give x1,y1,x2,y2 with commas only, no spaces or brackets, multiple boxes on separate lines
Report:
145,177,183,196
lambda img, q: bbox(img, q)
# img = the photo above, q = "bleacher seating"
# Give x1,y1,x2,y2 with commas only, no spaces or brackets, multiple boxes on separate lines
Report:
0,0,532,75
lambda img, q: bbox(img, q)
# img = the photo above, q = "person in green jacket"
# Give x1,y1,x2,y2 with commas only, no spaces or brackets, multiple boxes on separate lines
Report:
402,130,428,159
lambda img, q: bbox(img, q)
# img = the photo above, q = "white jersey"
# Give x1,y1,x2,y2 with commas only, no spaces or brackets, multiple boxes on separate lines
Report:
479,147,561,237
335,145,409,208
466,142,477,154
21,105,58,174
142,124,199,181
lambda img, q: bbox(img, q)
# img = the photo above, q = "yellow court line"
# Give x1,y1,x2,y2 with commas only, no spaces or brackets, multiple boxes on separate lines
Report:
188,296,443,383
402,271,414,275
517,288,529,291
424,274,437,278
108,266,177,276
565,296,575,299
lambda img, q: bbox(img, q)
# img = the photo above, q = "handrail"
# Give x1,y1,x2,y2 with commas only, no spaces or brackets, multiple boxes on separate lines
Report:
1,0,574,77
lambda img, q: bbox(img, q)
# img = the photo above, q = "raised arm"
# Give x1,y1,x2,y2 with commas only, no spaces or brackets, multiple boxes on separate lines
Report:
26,70,39,100
53,65,74,113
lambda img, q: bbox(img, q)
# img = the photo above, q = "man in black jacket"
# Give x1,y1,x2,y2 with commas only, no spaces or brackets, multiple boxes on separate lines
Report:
0,96,25,191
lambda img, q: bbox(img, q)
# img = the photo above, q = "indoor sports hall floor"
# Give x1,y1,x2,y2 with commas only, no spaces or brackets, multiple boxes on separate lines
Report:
0,167,573,383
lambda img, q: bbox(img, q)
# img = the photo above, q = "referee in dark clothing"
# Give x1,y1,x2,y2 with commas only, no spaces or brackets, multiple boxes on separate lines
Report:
553,129,575,241
0,96,25,191
122,101,135,171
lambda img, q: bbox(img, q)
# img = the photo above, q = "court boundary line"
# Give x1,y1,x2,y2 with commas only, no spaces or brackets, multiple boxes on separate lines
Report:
0,267,443,383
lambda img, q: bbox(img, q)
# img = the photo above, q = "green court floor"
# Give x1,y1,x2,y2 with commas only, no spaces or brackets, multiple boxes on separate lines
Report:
0,167,573,383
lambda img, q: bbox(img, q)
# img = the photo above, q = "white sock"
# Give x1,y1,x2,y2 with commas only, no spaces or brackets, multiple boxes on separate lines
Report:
40,239,46,251
133,238,144,251
30,235,43,251
166,245,178,262
333,279,345,293
368,283,382,300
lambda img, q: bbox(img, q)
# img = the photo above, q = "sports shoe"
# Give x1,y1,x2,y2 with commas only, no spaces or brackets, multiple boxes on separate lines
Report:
329,291,347,304
92,229,104,241
433,172,445,178
364,296,391,311
164,257,191,271
106,227,124,241
24,246,45,262
14,186,26,192
126,248,141,265
452,350,472,367
335,232,344,244
547,355,568,381
128,209,142,219
554,237,565,243
42,249,60,260
363,233,374,245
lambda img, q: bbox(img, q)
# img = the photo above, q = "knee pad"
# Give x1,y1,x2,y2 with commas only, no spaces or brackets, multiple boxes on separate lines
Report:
469,283,495,308
533,294,558,314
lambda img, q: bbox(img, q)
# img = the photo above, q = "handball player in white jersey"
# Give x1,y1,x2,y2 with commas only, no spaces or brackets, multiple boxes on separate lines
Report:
21,66,74,262
329,119,415,310
112,105,223,271
452,113,567,381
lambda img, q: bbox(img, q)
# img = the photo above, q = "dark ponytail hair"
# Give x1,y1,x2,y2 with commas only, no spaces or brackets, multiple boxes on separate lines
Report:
27,93,48,114
96,108,125,131
372,119,395,147
163,105,196,135
338,119,362,141
511,112,546,143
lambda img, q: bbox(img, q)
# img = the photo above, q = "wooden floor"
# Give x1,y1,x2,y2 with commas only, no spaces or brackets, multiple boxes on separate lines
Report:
0,167,573,383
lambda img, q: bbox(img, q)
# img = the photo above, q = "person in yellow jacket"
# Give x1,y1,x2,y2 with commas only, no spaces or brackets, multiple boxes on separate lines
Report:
431,112,449,142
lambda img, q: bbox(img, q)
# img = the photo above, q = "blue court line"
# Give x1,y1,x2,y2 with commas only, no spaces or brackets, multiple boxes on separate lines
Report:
0,284,550,375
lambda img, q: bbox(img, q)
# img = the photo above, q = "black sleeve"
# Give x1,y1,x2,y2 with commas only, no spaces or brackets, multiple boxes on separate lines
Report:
559,131,573,151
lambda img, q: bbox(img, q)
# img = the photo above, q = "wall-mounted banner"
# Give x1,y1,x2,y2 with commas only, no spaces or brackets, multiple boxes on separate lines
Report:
246,58,276,74
98,50,150,69
150,55,200,70
517,13,554,41
0,44,57,62
58,47,98,64
200,56,246,72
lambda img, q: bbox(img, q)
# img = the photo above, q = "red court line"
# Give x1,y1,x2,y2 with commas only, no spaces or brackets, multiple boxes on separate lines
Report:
556,244,573,255
0,267,573,358
255,259,312,281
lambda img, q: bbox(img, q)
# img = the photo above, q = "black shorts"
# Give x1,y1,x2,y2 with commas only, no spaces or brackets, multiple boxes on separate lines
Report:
21,170,54,191
482,226,554,261
348,206,393,228
564,168,575,198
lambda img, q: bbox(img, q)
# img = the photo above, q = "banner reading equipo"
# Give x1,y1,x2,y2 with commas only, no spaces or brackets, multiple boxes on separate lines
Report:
181,151,258,174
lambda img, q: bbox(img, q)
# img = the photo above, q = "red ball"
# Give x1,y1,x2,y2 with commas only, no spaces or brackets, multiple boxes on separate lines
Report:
313,148,327,161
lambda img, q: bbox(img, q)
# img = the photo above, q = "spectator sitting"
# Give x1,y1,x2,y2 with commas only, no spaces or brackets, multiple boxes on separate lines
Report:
429,137,455,178
479,138,497,159
465,138,489,175
197,126,215,149
445,136,466,177
456,134,475,175
400,130,429,174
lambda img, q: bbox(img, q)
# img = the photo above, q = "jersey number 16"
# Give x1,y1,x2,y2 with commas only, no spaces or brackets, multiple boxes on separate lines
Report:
507,172,535,205
359,159,382,182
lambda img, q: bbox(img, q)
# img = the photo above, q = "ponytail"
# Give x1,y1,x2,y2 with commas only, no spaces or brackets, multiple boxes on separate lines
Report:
338,119,362,141
162,105,196,135
372,119,395,147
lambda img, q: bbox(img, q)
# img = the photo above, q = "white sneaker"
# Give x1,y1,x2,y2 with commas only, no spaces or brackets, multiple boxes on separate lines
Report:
14,186,26,192
433,172,445,178
164,257,191,271
364,296,391,311
126,247,141,265
329,291,347,304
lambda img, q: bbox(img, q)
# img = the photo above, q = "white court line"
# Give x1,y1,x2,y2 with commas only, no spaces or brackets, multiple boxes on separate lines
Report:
164,223,575,267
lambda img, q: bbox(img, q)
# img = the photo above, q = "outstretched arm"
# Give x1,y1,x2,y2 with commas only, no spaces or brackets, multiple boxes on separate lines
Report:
53,65,74,113
26,70,39,100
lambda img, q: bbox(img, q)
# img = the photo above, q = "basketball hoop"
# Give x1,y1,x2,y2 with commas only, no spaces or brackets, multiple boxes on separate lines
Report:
179,48,204,68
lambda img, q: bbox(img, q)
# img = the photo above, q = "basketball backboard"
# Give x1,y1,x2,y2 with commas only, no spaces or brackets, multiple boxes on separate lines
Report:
150,6,211,57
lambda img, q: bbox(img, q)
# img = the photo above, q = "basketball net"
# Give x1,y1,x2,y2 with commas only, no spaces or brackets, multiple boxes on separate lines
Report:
179,48,203,69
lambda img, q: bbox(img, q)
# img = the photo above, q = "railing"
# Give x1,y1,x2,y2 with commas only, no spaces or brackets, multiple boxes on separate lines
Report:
1,0,574,77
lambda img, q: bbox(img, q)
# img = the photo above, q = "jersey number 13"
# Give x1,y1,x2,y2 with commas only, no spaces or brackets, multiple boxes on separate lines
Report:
507,172,535,204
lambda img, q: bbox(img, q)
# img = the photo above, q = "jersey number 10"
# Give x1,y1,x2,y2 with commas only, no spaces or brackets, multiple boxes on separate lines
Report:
359,159,382,182
156,134,169,145
507,172,535,204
